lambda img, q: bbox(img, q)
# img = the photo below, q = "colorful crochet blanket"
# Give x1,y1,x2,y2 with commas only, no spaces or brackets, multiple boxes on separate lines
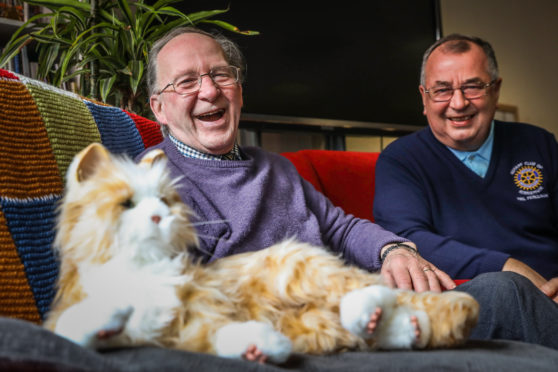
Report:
0,69,163,323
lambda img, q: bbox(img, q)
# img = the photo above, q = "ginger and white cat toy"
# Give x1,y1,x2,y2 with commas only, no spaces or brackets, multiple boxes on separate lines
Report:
44,143,479,363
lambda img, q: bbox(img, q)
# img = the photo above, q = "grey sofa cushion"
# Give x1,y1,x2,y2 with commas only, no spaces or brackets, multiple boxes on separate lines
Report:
1,317,558,372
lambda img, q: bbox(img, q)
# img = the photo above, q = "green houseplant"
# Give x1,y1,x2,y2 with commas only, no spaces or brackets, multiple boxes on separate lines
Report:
0,0,257,116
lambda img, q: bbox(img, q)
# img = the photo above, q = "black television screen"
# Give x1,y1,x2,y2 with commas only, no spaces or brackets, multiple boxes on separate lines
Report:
180,1,440,130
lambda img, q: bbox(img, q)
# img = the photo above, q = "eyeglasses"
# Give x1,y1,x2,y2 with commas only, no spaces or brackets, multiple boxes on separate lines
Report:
158,66,240,95
424,80,497,102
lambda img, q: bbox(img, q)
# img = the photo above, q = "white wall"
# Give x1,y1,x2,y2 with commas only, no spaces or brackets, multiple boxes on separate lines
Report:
441,0,558,135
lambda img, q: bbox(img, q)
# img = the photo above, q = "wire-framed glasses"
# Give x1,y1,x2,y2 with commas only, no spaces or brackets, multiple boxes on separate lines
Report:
158,66,240,95
424,80,497,102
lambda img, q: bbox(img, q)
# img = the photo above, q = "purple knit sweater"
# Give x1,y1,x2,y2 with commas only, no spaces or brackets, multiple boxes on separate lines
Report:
138,138,407,271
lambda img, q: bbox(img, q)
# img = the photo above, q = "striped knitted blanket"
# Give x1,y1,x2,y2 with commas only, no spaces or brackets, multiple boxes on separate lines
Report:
0,68,163,323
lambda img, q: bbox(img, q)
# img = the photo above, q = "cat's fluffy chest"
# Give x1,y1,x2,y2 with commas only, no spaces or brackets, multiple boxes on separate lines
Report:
79,253,186,299
57,252,188,348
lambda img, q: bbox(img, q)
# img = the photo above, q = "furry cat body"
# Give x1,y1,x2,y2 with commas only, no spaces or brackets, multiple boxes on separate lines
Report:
45,143,479,363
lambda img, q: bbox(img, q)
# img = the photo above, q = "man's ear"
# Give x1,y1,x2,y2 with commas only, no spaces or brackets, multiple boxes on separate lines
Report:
150,95,167,124
492,78,503,100
418,85,428,116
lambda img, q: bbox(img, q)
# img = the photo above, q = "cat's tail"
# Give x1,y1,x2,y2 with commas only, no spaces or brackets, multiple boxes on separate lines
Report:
399,290,479,348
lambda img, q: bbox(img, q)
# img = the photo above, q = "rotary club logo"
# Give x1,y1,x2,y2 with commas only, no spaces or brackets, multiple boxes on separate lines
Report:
510,162,548,201
514,165,543,191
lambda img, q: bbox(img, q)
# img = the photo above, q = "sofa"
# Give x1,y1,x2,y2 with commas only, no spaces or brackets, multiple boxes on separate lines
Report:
1,68,558,371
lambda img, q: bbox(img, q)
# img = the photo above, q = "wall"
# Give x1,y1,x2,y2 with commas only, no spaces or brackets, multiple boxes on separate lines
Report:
441,0,558,135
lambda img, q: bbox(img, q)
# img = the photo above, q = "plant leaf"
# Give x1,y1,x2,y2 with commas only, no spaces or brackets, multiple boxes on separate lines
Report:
116,0,135,30
0,34,32,68
183,9,230,23
61,68,90,83
6,0,258,116
24,0,90,12
56,6,89,29
99,75,117,102
128,60,144,95
201,20,260,35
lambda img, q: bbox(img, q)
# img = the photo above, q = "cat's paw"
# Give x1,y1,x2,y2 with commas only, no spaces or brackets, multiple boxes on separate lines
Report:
215,321,292,364
94,305,134,341
375,307,430,349
55,301,133,348
340,285,397,339
243,344,268,364
340,285,431,349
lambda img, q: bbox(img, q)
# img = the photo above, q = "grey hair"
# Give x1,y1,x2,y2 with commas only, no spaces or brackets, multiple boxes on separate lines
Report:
147,27,246,136
419,33,499,86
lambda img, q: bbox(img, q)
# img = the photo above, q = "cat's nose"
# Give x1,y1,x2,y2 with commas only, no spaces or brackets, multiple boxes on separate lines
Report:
151,215,162,224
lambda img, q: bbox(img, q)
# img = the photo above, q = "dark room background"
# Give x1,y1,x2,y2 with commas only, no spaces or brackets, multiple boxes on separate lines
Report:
177,1,441,150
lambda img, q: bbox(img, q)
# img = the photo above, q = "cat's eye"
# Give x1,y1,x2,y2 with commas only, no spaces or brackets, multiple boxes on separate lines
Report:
160,196,170,206
121,198,135,209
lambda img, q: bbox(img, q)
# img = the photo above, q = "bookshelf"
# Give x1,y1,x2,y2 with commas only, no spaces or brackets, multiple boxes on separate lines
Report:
0,16,28,74
0,2,40,77
0,16,23,43
0,16,22,32
0,0,24,40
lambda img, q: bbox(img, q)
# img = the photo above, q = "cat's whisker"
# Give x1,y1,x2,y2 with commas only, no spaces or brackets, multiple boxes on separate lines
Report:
195,233,226,243
188,219,230,227
193,234,270,260
185,233,231,258
189,240,217,258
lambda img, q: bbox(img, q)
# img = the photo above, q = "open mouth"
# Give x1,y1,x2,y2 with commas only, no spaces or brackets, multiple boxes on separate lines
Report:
195,109,225,122
448,114,475,123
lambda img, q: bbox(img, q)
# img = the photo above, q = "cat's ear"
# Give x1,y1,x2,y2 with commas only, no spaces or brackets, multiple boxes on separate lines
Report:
70,143,111,183
139,149,167,168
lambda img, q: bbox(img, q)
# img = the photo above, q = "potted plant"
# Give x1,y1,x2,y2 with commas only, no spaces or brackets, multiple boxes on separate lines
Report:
0,0,257,116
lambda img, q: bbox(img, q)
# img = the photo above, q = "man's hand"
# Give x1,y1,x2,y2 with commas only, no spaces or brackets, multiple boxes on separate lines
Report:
380,243,455,292
541,278,558,303
504,257,558,303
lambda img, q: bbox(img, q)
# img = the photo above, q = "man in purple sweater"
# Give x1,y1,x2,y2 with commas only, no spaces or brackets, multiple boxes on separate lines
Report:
144,26,450,292
140,27,558,351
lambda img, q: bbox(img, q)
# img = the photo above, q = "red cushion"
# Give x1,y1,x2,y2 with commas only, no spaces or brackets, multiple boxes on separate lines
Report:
282,150,379,221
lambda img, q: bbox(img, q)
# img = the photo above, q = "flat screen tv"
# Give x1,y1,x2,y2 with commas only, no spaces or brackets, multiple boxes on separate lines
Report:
180,1,441,132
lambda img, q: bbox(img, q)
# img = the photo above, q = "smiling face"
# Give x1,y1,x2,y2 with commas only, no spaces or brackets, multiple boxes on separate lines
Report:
419,42,501,151
150,33,243,155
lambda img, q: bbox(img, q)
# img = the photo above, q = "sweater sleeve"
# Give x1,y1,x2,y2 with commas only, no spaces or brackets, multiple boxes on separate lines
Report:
373,150,509,279
300,178,408,272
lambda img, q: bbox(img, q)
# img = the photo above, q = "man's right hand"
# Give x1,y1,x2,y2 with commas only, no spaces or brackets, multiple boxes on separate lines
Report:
380,244,456,293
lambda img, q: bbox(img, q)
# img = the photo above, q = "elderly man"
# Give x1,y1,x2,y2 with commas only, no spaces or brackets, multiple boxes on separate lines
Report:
144,26,452,290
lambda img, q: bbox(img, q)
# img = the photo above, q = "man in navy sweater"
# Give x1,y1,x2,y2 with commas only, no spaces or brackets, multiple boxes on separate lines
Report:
374,34,558,303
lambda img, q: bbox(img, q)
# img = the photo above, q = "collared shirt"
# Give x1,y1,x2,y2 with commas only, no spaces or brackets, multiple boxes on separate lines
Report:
447,121,495,178
169,133,242,161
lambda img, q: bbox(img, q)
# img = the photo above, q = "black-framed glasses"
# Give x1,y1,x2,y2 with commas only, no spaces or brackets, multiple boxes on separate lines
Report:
158,66,240,95
424,80,497,102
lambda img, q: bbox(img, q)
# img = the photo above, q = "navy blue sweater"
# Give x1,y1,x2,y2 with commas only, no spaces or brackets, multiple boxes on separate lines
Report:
374,121,558,279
